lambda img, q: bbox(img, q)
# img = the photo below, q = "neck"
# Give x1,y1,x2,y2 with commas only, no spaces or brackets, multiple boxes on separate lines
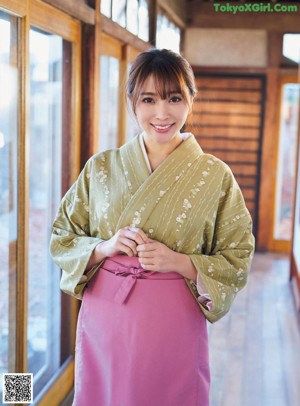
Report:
143,134,183,157
142,133,183,171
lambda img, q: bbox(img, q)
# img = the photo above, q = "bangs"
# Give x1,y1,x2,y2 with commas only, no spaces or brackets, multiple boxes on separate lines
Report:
151,70,184,100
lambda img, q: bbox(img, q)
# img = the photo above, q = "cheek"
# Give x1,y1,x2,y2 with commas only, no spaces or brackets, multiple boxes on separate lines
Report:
177,105,189,121
136,106,151,123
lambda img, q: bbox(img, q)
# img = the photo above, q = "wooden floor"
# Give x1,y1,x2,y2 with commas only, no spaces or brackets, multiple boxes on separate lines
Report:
208,252,300,406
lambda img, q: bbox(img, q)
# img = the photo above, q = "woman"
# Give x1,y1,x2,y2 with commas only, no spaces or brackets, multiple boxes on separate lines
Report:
50,49,255,406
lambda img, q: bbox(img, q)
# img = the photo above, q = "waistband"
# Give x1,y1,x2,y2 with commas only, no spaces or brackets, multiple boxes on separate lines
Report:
100,255,183,305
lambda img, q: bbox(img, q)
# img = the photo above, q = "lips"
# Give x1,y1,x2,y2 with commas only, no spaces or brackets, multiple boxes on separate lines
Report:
151,123,174,131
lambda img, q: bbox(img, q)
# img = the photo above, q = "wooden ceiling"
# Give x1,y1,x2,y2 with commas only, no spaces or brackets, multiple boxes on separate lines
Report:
186,0,300,31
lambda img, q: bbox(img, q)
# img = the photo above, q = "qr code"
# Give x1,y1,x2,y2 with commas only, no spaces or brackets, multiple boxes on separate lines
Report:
2,373,33,404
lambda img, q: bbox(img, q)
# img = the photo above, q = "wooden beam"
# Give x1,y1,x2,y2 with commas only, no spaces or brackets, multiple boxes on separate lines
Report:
42,0,95,24
30,0,81,43
101,15,150,51
257,68,280,251
149,0,158,46
80,18,99,163
0,0,27,15
267,32,283,67
16,2,30,375
187,2,300,32
158,0,186,29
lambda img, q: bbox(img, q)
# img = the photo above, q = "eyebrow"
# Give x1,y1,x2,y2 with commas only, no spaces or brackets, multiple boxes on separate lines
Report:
140,91,182,96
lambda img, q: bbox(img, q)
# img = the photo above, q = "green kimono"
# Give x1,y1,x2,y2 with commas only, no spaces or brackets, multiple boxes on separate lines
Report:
50,133,255,323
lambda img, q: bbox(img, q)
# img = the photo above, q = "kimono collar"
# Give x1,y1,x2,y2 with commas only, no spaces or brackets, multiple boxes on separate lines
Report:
117,133,205,230
137,132,203,173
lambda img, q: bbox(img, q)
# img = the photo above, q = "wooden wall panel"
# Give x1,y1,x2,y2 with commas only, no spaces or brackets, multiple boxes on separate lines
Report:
186,74,265,238
195,89,262,102
193,126,260,139
193,102,261,115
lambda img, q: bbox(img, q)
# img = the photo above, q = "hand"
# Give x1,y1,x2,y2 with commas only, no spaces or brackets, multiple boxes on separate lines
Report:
136,239,178,273
137,239,197,280
98,227,150,258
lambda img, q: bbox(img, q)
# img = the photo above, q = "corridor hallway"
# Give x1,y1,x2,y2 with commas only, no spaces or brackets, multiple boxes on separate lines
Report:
209,253,300,406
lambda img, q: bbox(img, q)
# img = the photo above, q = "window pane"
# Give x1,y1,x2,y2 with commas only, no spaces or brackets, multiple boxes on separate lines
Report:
112,0,126,28
28,28,62,396
156,12,181,53
283,34,300,64
0,12,18,394
138,0,149,42
274,83,300,240
99,55,119,151
127,0,138,36
101,0,112,18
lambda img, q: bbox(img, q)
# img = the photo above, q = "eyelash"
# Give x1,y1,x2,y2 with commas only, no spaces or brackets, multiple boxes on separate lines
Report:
141,96,182,104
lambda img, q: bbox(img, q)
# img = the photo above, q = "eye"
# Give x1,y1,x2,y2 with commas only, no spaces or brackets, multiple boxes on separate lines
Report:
141,97,154,103
170,96,182,103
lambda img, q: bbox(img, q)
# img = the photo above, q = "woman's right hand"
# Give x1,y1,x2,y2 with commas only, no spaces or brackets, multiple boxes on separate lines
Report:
96,227,150,259
85,227,150,273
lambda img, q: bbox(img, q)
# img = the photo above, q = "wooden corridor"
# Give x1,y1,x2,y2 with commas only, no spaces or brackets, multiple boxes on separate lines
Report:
209,253,300,406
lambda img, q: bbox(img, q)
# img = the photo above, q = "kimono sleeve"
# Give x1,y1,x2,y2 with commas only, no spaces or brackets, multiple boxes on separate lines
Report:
187,168,255,323
49,158,104,299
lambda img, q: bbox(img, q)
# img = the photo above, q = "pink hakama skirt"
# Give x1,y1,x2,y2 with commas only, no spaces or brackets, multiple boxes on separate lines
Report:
73,255,210,406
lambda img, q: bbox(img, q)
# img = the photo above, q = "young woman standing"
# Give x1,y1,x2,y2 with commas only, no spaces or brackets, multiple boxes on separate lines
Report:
50,48,255,406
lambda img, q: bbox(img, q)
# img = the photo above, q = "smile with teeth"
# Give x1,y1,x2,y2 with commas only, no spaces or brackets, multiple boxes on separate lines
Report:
151,124,174,130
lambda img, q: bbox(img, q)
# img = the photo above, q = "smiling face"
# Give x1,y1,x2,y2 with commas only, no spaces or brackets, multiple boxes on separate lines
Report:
135,75,191,146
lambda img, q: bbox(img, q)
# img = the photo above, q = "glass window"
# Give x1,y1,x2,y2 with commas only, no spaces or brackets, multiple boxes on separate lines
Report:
99,55,119,151
112,0,126,28
28,27,63,397
274,83,300,240
138,0,149,42
0,11,18,397
127,0,138,36
101,0,112,18
283,34,300,63
156,11,181,53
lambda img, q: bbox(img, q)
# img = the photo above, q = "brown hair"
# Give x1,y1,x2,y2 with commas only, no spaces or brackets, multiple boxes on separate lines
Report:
127,48,197,114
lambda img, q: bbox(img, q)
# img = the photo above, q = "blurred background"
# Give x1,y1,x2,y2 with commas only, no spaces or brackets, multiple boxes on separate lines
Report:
0,1,300,405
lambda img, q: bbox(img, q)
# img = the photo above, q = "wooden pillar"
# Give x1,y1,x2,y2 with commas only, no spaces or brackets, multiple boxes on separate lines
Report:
257,32,282,251
148,0,158,47
80,0,100,165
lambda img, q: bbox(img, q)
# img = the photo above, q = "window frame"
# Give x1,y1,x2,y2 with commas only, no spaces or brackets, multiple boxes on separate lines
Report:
0,1,82,405
97,33,143,151
270,74,299,253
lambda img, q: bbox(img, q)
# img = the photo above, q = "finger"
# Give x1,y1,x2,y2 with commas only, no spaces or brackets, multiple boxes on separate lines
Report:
121,228,143,245
139,262,157,271
118,238,137,256
128,227,150,243
138,257,155,266
137,250,155,259
137,243,156,253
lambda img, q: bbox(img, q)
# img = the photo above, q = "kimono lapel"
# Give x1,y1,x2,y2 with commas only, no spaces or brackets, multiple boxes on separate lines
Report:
119,135,150,196
117,133,204,230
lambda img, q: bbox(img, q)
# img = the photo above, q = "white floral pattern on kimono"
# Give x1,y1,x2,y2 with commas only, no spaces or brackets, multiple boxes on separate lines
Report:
50,133,255,323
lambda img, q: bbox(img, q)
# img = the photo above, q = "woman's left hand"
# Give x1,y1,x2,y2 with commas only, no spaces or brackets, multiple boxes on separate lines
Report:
137,239,197,281
136,239,178,273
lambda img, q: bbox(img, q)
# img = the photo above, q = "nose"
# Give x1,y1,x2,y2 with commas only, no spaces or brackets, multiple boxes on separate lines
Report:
154,100,170,120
